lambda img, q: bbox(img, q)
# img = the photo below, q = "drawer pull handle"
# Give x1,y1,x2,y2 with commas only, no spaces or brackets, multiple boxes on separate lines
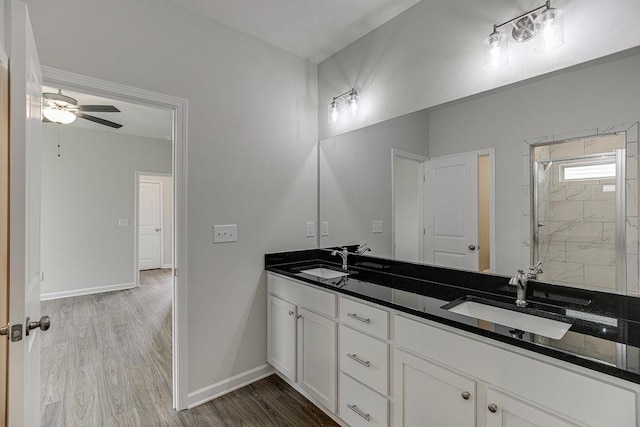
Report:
461,391,470,400
488,403,498,413
347,313,371,324
347,353,371,367
347,404,371,421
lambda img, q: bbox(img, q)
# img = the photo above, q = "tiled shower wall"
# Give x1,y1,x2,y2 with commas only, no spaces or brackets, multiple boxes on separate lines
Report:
522,122,639,295
535,137,621,291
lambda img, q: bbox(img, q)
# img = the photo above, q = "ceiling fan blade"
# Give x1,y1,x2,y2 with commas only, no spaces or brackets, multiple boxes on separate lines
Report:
77,105,121,113
42,117,53,123
76,113,123,129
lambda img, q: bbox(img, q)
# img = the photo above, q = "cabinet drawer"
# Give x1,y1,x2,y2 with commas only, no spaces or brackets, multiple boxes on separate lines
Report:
340,373,388,427
340,297,389,339
340,325,388,395
268,273,336,317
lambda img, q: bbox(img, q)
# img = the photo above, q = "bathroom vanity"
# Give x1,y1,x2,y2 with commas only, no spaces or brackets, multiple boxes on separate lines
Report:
265,249,640,427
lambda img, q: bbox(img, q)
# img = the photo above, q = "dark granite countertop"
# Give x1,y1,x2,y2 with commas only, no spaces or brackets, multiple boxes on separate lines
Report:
265,248,640,385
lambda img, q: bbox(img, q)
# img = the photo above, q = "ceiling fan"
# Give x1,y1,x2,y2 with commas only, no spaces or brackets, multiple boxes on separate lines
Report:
42,89,123,129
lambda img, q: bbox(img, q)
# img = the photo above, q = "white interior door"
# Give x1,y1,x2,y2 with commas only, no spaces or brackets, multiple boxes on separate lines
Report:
139,181,162,270
7,2,45,426
424,152,479,271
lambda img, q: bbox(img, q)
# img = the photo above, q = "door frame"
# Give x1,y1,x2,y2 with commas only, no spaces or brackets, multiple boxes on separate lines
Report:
0,32,9,427
423,148,496,272
134,172,171,280
41,66,189,410
391,149,428,261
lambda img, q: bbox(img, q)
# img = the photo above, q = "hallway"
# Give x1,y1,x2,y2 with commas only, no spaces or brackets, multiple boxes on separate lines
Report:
40,269,336,426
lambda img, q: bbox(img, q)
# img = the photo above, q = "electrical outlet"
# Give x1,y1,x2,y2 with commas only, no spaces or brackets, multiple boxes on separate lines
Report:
321,221,329,236
213,224,238,243
306,222,315,237
372,220,383,233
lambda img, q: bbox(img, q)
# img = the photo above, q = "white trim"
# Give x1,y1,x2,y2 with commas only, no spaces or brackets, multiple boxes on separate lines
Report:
41,66,190,411
187,364,275,409
40,282,135,301
135,171,171,285
391,149,428,261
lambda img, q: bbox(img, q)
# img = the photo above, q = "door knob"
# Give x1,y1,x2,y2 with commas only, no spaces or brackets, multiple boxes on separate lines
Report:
156,228,161,232
468,245,476,251
26,315,51,336
488,403,498,413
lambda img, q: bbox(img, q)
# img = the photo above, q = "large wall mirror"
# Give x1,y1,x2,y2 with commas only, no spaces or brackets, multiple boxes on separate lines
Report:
318,50,640,296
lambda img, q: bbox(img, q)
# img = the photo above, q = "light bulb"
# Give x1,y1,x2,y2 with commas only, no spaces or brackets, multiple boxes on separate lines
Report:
328,100,340,124
347,91,359,118
534,7,563,53
42,107,77,124
483,30,508,70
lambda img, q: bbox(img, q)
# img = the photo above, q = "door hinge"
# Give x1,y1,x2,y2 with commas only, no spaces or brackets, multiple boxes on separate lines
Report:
423,228,426,235
174,268,179,277
423,175,426,182
0,324,23,342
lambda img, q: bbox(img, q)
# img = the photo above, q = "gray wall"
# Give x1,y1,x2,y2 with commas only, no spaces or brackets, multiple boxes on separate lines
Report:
26,0,318,395
40,126,172,297
428,52,640,275
318,0,640,140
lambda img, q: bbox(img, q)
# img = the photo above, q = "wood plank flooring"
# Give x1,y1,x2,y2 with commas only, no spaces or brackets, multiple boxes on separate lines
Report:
41,269,338,426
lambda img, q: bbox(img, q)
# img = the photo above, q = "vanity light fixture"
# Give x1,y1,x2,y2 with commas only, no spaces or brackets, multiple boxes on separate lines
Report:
484,0,564,70
328,88,359,124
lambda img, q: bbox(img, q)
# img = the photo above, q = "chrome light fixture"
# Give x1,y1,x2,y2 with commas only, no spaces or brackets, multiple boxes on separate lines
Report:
485,0,564,70
328,88,359,125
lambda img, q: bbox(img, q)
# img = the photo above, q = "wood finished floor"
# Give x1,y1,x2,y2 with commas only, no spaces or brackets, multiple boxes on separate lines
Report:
41,269,338,426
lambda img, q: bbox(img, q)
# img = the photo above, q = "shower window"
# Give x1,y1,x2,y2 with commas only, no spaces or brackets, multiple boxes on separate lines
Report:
560,160,616,182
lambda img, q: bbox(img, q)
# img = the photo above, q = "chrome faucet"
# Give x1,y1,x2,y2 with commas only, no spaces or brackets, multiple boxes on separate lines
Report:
331,247,349,270
355,243,371,254
508,262,543,308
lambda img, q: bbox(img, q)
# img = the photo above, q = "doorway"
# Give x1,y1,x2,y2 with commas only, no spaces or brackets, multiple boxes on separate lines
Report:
40,66,189,411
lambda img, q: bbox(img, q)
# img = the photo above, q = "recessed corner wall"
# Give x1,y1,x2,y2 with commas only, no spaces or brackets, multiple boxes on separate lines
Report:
40,126,172,299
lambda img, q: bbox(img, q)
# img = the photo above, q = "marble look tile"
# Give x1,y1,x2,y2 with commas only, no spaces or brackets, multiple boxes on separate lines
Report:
603,222,616,245
628,142,638,158
522,216,531,246
548,241,566,262
549,200,584,222
564,185,594,201
625,124,638,143
525,135,554,146
555,128,597,144
549,260,584,285
555,331,586,349
523,141,533,156
627,253,639,294
626,217,638,256
626,179,638,218
522,185,531,217
549,139,585,157
549,221,603,243
584,264,616,289
584,200,616,222
566,242,615,266
627,152,638,180
593,184,616,201
522,246,531,269
598,123,630,135
584,336,617,364
584,133,625,154
548,184,566,202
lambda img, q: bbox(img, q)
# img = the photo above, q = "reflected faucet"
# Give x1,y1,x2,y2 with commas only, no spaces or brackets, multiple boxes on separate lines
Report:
356,243,371,254
331,247,349,270
508,262,543,308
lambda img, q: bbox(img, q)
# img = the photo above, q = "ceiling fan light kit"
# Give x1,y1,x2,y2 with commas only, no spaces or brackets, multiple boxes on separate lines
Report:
41,89,124,128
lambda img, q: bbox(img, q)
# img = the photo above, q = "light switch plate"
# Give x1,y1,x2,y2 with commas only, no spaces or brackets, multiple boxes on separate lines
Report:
213,224,238,243
372,220,383,233
118,218,129,227
321,221,329,236
306,222,315,237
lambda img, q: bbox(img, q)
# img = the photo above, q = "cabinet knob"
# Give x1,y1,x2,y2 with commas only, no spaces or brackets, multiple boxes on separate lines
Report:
461,391,471,400
488,403,498,413
288,310,294,316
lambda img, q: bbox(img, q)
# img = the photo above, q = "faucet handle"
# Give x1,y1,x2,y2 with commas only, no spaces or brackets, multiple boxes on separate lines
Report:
517,269,525,274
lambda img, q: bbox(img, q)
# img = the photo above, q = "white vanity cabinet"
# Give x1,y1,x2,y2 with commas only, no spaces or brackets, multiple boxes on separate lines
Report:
484,388,577,427
394,349,476,427
267,273,337,412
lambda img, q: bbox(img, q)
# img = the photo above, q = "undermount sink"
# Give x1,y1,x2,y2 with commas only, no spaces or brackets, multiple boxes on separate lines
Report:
300,267,350,279
443,298,572,340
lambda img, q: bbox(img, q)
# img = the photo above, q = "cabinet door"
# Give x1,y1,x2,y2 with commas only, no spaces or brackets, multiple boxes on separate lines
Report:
394,349,475,427
485,389,577,427
267,295,297,381
297,307,337,412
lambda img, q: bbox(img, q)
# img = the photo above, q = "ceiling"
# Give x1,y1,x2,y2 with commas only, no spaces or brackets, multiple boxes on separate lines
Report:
42,86,173,141
164,0,423,63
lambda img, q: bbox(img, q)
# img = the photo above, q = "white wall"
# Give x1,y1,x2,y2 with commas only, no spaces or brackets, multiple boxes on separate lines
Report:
140,174,173,269
428,51,640,275
40,126,172,297
318,0,640,140
25,0,318,397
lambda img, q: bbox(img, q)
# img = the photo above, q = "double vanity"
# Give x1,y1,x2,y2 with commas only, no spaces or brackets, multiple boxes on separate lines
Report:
265,248,640,427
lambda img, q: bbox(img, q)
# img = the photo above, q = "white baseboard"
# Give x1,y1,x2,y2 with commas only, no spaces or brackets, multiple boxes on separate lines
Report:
187,364,274,409
40,282,135,301
162,263,173,269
